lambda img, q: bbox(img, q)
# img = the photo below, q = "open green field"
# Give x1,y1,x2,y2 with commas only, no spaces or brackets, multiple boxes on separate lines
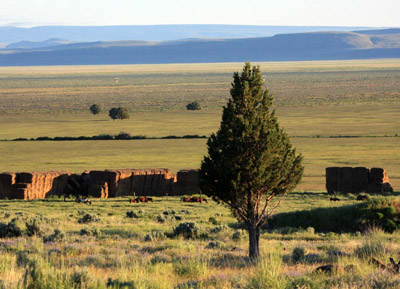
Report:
0,59,399,190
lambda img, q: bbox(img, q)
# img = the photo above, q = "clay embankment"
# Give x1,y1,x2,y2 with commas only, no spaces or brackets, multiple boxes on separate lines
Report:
326,167,393,194
0,169,200,200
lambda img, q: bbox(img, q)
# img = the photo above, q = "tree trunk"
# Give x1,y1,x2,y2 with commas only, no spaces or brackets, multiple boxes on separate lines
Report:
248,225,260,260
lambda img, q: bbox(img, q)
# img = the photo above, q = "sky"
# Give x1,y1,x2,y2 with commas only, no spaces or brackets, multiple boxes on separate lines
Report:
0,0,399,27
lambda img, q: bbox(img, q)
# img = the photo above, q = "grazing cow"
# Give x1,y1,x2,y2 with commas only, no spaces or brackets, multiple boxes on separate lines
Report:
357,195,369,201
182,196,208,203
330,197,340,202
181,196,191,202
130,197,152,203
75,197,92,205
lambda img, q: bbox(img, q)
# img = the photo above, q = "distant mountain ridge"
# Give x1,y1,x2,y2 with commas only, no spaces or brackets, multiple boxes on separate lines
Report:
0,24,382,43
5,38,72,49
0,29,399,66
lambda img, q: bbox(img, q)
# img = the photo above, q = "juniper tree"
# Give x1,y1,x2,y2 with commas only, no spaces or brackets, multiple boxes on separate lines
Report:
89,104,101,115
108,107,130,120
199,63,303,259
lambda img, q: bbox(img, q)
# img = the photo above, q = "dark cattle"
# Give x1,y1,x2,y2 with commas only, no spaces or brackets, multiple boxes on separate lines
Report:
181,196,191,202
131,197,152,203
357,195,369,201
190,197,208,203
330,197,340,202
75,197,92,205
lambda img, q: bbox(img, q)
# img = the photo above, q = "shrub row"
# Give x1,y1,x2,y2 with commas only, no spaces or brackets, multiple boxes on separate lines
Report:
11,133,206,141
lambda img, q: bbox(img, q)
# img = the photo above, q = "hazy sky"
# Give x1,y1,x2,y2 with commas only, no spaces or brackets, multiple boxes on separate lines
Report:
1,0,399,27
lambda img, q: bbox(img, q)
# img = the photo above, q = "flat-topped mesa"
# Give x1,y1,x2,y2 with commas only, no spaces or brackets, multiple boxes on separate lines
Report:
326,167,393,194
0,171,71,200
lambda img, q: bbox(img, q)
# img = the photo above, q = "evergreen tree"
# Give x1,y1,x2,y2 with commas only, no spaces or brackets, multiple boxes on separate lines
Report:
108,107,119,120
89,104,101,115
199,63,303,259
186,101,202,111
116,107,130,120
108,107,130,120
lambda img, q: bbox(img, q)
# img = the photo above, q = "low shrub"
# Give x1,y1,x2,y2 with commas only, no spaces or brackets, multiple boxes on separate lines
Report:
173,222,199,239
232,230,246,242
78,214,100,224
144,231,166,242
80,227,101,237
70,267,93,288
209,217,221,225
26,218,44,237
0,218,25,238
205,241,222,249
156,215,167,223
43,229,65,243
292,246,306,263
126,211,139,218
106,278,136,289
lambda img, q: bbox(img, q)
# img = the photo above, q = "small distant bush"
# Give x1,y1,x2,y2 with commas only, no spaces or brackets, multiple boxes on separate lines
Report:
210,225,226,234
208,217,221,225
71,267,93,288
156,215,166,223
78,214,100,224
173,222,199,239
144,231,166,242
25,218,44,237
80,227,101,237
163,210,176,216
126,211,139,218
186,101,202,111
205,241,222,249
175,215,183,221
106,278,136,289
232,230,246,242
89,104,101,115
43,229,65,243
0,218,25,238
291,246,306,263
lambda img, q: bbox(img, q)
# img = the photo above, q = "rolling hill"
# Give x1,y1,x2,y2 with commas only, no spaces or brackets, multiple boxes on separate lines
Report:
0,29,399,66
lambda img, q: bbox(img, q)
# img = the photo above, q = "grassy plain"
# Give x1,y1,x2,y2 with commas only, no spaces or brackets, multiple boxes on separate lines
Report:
0,59,399,190
1,196,400,288
0,60,400,288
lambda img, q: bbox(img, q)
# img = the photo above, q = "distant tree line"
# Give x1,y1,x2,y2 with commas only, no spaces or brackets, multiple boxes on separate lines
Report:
11,133,207,142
